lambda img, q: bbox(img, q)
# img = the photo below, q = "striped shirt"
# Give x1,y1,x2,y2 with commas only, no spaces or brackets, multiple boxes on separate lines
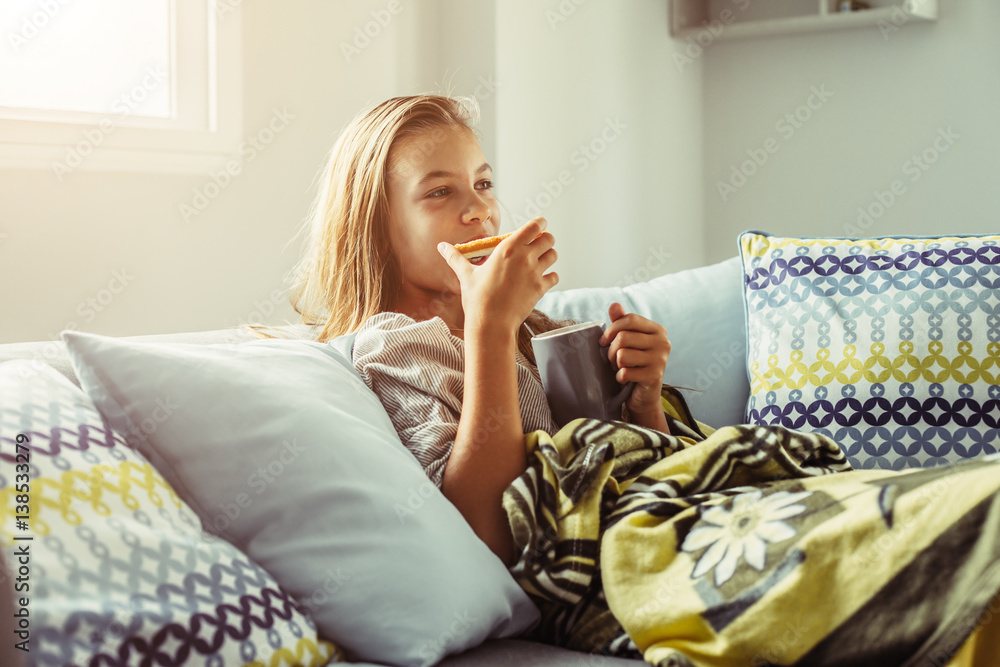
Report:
352,312,560,488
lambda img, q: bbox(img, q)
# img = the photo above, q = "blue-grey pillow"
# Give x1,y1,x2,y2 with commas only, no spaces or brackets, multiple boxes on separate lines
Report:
60,332,540,666
538,256,748,428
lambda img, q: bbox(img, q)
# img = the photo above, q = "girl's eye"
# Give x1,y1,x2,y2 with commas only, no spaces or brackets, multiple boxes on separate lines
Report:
427,181,492,198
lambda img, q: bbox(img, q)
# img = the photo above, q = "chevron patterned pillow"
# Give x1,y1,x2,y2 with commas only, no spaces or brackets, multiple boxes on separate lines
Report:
0,360,342,666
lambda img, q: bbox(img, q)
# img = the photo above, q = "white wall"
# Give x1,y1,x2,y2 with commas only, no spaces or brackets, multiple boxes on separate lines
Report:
8,0,996,344
0,0,700,343
395,0,498,162
1,1,407,343
702,0,1000,264
496,0,705,290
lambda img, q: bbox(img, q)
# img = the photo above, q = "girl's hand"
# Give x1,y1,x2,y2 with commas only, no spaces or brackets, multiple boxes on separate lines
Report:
599,302,671,422
437,217,559,338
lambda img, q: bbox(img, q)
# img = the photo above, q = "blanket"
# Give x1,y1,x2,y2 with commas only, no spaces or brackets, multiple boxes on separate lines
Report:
503,387,1000,666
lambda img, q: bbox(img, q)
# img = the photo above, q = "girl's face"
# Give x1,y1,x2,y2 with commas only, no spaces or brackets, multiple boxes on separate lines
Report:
386,125,500,302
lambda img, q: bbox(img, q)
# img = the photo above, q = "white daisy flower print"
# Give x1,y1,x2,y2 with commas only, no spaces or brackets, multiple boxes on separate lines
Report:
681,489,811,587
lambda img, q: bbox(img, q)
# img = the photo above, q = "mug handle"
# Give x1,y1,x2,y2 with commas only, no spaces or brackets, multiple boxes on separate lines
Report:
607,380,635,414
599,321,636,415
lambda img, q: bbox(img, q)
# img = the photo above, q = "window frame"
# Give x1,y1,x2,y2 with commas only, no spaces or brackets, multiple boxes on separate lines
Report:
0,0,242,177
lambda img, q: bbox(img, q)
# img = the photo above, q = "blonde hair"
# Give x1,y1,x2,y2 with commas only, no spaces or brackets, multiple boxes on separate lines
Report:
247,94,574,365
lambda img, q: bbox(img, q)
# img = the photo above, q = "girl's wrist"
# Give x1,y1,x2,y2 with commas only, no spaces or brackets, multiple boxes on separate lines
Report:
625,405,670,434
465,323,517,347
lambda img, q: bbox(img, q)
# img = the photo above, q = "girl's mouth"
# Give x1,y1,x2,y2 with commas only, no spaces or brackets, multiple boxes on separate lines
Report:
469,256,486,266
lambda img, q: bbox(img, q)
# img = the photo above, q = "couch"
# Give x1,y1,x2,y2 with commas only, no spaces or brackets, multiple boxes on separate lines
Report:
0,255,748,667
4,230,995,666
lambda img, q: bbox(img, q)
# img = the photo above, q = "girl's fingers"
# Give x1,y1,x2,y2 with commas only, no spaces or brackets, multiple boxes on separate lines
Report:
611,347,656,372
607,331,657,367
601,313,664,346
616,364,661,386
501,217,551,257
539,246,558,270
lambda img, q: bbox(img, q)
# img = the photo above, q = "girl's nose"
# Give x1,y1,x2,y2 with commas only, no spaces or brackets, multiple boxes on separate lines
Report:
462,191,491,224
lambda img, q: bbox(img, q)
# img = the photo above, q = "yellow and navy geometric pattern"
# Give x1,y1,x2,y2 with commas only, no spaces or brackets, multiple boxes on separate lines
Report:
0,361,343,666
739,231,1000,469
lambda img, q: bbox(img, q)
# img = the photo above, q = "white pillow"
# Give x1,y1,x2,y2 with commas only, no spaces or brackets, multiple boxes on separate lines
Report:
61,331,539,666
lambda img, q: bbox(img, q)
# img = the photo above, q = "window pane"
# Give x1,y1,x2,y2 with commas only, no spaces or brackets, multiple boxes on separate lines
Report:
0,0,171,118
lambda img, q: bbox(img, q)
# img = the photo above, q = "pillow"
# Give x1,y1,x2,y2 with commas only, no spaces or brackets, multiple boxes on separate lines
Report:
537,256,749,429
60,331,540,666
739,231,1000,469
0,360,341,666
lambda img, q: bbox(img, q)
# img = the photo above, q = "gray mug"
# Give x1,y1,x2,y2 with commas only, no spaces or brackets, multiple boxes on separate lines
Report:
530,320,635,428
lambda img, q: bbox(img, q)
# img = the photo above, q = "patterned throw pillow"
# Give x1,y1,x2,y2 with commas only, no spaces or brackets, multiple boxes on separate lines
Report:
0,360,343,666
739,231,1000,470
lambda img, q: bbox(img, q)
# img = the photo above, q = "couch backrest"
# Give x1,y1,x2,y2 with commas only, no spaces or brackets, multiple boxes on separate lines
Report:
0,256,749,428
536,256,748,428
0,323,322,390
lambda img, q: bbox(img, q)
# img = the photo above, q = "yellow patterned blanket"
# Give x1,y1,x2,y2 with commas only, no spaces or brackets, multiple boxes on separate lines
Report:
503,387,1000,666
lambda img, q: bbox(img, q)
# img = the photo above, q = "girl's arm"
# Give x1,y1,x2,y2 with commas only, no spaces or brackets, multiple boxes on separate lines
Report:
627,403,671,434
441,325,523,566
437,218,558,567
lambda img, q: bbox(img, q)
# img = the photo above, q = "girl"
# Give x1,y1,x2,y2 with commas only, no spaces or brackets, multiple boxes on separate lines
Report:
251,94,672,567
250,95,1000,665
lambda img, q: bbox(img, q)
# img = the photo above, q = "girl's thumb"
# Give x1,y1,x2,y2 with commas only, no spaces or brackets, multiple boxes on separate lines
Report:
437,242,456,264
437,242,466,274
437,242,465,294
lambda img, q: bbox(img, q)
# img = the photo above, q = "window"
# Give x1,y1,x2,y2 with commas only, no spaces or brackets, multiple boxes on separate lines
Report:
0,0,242,176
